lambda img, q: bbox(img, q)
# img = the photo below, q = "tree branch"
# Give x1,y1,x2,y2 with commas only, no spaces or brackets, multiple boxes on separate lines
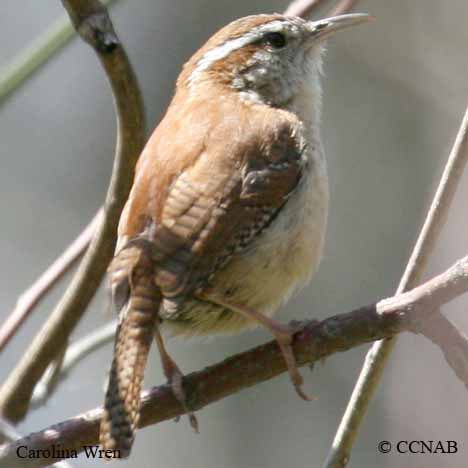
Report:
417,312,468,391
284,0,326,17
330,0,358,16
324,105,468,468
0,210,101,354
30,320,117,408
0,0,145,422
0,0,119,104
284,0,357,17
1,256,468,467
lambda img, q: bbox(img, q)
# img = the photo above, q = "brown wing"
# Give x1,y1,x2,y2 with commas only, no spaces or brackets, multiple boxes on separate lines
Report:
117,98,306,306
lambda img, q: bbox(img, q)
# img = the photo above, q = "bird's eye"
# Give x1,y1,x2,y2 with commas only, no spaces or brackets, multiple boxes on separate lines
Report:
263,32,287,49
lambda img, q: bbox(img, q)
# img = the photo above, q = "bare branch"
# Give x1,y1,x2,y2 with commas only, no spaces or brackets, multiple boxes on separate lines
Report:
31,320,117,408
0,0,119,104
0,0,145,422
284,0,358,17
324,105,468,468
284,0,326,17
417,313,468,391
1,255,468,467
0,419,18,445
0,210,101,354
34,344,68,408
330,0,358,16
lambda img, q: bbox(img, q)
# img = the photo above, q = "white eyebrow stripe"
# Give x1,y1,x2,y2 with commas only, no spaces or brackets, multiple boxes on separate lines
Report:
188,20,287,85
196,33,257,73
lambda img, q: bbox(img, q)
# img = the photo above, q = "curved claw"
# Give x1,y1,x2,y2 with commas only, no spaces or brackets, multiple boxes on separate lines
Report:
292,376,317,402
169,365,199,432
188,413,199,433
275,323,317,401
154,327,199,432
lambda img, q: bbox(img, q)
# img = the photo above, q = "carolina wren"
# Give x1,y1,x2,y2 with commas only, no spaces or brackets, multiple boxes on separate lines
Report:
100,12,370,457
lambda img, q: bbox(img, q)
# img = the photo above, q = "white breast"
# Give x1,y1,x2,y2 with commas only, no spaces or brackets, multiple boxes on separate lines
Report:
244,66,329,309
212,140,328,321
212,64,329,316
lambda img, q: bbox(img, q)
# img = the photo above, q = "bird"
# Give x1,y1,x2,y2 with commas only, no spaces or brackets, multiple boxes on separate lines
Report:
99,12,371,457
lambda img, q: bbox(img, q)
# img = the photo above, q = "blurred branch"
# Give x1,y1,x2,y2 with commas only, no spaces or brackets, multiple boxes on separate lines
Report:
0,0,119,105
0,418,18,446
324,105,468,468
0,0,145,422
1,255,468,467
0,210,101,354
31,320,117,408
285,0,326,17
284,0,357,17
417,313,468,390
0,1,120,352
330,0,358,16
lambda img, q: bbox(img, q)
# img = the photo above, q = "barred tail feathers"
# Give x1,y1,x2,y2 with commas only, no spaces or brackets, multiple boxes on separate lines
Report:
100,246,160,458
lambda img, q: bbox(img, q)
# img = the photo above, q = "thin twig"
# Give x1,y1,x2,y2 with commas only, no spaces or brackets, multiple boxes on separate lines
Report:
1,255,468,467
330,0,358,16
31,320,117,407
0,2,121,353
0,418,18,445
284,0,357,17
0,0,118,104
0,210,101,354
37,344,68,406
323,106,468,468
0,0,145,422
284,0,326,17
417,312,468,391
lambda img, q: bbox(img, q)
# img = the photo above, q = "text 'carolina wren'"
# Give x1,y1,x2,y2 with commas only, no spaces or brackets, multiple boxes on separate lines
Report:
99,12,370,457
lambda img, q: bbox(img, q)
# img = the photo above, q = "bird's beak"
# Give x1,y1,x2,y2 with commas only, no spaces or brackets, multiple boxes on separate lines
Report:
306,13,373,41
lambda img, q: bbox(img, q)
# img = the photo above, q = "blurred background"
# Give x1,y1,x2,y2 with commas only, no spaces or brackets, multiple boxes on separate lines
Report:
1,0,468,467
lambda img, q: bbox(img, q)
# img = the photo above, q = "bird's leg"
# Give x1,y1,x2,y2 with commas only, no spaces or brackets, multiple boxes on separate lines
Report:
153,326,199,431
203,295,313,401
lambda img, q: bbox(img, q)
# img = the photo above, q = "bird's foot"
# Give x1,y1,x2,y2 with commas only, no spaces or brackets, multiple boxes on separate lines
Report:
268,320,316,401
165,361,199,432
